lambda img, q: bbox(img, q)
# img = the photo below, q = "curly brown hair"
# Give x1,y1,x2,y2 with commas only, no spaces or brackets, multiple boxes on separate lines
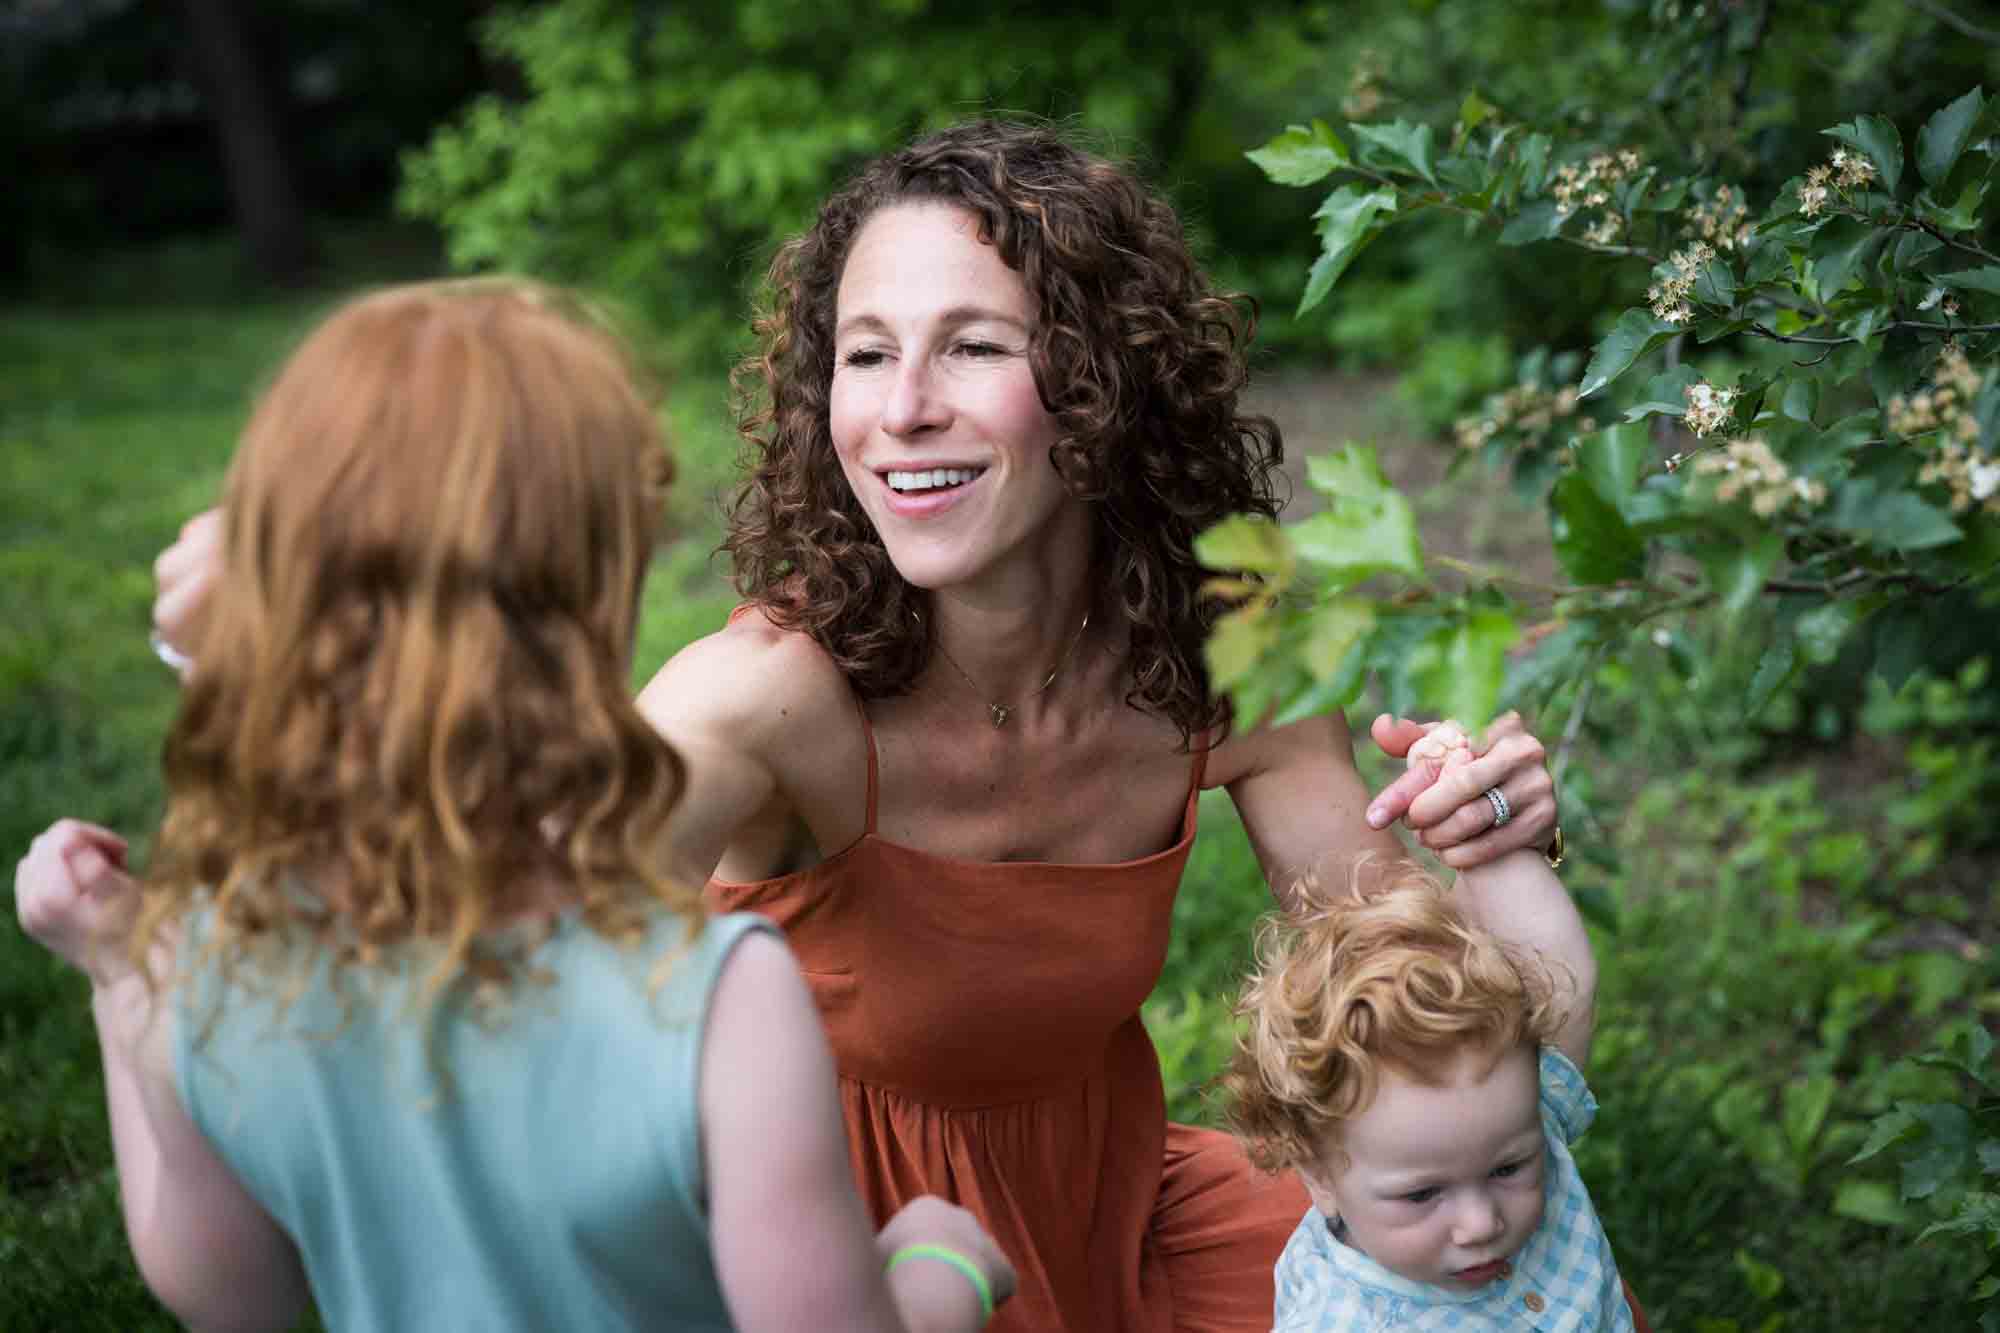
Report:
1222,860,1567,1176
725,119,1284,741
134,279,699,1008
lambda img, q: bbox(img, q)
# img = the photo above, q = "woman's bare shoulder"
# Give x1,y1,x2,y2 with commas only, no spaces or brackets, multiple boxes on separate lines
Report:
637,607,852,750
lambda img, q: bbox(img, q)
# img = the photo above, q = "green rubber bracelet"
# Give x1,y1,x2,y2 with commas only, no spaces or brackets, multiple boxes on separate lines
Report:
886,1242,994,1321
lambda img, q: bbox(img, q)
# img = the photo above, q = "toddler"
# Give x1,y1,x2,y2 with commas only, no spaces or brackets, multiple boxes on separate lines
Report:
1225,729,1647,1330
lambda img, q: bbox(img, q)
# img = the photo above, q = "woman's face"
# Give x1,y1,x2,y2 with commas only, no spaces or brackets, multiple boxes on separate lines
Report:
828,203,1088,593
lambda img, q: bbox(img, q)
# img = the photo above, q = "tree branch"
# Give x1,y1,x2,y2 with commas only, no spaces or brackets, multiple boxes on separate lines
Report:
1906,0,2000,44
1915,220,2000,266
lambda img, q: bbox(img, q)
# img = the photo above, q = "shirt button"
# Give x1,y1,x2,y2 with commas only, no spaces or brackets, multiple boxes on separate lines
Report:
1499,1262,1513,1279
1524,1291,1546,1313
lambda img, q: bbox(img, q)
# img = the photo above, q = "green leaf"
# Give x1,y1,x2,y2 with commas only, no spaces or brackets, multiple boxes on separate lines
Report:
1781,378,1820,425
1782,1074,1837,1157
1918,176,1988,232
1810,218,1887,297
1550,472,1645,584
1903,1101,1975,1200
1457,91,1495,136
1824,114,1905,195
1828,476,1964,552
1980,1140,2000,1176
1746,636,1801,718
1695,257,1736,307
1195,515,1293,574
1350,119,1438,184
1831,1178,1913,1228
1575,423,1647,511
1303,599,1375,682
1290,445,1424,582
1940,266,2000,296
1794,600,1858,664
1410,608,1516,729
1624,367,1704,424
1849,1106,1920,1165
1579,309,1680,399
1299,187,1399,315
1698,533,1782,628
1734,1249,1785,1303
1246,120,1350,188
1917,86,1985,188
1205,604,1278,688
1498,200,1563,246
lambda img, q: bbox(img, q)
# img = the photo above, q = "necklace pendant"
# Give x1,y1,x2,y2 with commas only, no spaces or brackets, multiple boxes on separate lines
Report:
989,703,1011,728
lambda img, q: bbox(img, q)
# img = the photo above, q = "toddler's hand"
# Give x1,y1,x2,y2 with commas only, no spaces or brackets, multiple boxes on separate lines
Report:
15,819,138,987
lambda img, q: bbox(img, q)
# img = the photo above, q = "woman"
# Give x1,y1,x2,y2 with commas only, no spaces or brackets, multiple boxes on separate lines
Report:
154,124,1558,1331
637,122,1559,1331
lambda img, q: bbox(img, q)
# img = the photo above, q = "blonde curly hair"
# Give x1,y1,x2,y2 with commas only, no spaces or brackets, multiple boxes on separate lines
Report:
132,277,695,1008
1223,859,1566,1175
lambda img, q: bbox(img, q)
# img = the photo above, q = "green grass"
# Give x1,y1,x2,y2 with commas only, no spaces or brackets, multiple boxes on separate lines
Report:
6,231,1994,1329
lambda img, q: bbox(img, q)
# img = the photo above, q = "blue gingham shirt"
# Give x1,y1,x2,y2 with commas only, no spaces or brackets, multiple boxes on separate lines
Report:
1272,1047,1634,1332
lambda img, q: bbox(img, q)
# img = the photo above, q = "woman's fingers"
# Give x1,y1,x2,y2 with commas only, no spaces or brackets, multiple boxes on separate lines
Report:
1403,732,1548,829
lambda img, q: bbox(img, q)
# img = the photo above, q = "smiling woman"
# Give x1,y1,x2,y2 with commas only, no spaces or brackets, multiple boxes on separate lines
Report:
627,121,1569,1332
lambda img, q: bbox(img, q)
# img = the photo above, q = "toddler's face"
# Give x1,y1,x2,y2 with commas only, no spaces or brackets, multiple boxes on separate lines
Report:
1305,1041,1546,1288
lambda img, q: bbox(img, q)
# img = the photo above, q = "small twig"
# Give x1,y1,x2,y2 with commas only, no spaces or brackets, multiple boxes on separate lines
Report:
1906,0,2000,44
1745,319,2000,349
1550,675,1595,795
1432,553,1584,599
1728,1,1774,136
1915,220,2000,266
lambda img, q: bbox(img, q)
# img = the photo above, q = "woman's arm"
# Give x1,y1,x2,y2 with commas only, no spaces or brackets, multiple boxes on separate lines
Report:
1213,709,1560,907
636,610,858,886
701,933,1012,1332
16,821,310,1333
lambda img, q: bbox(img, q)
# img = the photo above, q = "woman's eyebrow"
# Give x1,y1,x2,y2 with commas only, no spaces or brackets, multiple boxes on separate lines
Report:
833,307,1028,340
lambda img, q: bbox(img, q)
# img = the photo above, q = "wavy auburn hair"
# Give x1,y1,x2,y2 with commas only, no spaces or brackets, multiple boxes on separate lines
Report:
133,278,693,1003
1223,860,1566,1176
726,119,1283,741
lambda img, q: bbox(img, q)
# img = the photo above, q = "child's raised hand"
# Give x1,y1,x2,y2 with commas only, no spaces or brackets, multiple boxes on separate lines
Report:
152,508,223,673
15,819,138,987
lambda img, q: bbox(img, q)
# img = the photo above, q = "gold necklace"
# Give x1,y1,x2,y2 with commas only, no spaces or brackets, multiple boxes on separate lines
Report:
929,608,1092,728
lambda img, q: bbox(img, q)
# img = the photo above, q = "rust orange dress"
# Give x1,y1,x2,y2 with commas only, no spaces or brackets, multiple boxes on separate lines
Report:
706,697,1309,1332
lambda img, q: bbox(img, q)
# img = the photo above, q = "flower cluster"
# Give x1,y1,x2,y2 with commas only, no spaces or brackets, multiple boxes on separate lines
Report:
1552,149,1642,221
1798,148,1878,218
1899,347,1999,514
1343,49,1386,120
1693,435,1828,517
1453,381,1590,452
1682,379,1737,437
1648,242,1715,324
1686,183,1752,251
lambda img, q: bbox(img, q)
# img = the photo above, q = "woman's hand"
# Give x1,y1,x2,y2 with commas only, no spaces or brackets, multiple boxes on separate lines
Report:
152,509,223,666
15,819,139,987
1364,712,1558,869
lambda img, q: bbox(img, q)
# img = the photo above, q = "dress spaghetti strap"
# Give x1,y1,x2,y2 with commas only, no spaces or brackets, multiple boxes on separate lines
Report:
855,695,880,835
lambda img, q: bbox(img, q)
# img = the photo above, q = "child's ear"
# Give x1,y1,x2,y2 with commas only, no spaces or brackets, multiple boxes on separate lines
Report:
1295,1161,1342,1219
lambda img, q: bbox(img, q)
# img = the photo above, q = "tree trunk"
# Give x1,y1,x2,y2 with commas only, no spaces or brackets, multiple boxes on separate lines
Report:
175,0,317,285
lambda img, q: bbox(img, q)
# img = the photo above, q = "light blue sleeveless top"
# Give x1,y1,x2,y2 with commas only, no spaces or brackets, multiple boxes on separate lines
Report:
174,905,775,1331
